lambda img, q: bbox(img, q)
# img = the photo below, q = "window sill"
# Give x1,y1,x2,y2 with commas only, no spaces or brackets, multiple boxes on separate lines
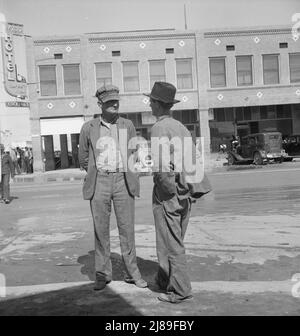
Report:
38,95,84,100
207,83,300,92
177,88,197,92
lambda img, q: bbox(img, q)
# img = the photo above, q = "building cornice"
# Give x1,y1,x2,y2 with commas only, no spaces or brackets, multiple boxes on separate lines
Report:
88,32,196,43
204,27,292,38
34,38,81,46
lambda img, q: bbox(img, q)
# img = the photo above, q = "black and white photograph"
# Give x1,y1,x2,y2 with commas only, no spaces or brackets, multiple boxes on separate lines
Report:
0,0,300,321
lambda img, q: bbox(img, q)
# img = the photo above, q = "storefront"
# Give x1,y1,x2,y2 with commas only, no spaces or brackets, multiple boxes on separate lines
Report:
120,109,200,141
209,104,299,152
40,117,83,171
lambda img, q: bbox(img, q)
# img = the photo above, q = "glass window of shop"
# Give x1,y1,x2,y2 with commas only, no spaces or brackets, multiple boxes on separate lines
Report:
123,61,140,92
95,62,112,88
176,59,193,89
289,53,300,83
63,64,81,95
213,108,234,122
149,60,166,88
263,55,279,84
39,65,57,96
209,58,226,88
236,56,253,86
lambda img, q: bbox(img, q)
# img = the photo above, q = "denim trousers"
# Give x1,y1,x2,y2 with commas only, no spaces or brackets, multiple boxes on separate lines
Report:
0,174,10,200
152,186,192,299
90,172,141,281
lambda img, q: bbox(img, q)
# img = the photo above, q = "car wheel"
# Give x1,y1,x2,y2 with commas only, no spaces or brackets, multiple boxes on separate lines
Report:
253,152,263,165
227,153,235,165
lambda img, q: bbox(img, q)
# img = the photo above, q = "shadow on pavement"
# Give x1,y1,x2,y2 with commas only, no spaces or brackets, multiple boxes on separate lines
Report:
78,251,159,284
0,283,143,316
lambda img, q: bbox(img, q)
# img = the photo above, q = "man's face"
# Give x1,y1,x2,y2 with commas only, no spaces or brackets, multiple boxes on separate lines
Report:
149,98,160,117
98,99,119,114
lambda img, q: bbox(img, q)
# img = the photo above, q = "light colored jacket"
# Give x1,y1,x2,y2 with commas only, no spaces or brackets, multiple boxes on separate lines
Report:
79,117,140,200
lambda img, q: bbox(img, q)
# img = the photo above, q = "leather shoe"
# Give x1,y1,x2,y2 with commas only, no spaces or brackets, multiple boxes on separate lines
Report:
157,293,193,304
124,277,148,288
94,279,111,291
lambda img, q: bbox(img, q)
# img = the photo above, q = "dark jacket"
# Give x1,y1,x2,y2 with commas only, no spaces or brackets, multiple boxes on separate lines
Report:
79,117,140,200
150,115,211,201
1,153,15,177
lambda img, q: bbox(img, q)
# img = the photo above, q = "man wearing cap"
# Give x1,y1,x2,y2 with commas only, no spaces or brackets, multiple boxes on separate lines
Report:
146,81,211,303
79,84,147,291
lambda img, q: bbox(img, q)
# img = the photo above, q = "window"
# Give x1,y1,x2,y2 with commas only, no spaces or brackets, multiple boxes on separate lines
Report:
244,107,252,120
226,45,235,51
39,65,57,96
209,58,226,88
63,64,81,95
95,63,112,88
276,105,292,118
263,55,279,84
149,60,166,88
166,48,174,54
54,53,63,59
279,42,288,48
214,108,225,122
176,59,193,89
123,61,140,92
112,51,121,56
236,56,253,86
289,53,300,83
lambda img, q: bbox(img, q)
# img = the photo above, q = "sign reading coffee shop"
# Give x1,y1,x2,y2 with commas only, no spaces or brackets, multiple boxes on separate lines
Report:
1,23,27,98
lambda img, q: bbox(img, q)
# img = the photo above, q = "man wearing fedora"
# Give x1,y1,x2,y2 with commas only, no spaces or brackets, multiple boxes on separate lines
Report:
79,84,147,291
146,81,211,303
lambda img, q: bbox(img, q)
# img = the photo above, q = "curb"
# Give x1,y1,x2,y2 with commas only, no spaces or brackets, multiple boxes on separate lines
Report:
12,172,152,184
12,175,85,184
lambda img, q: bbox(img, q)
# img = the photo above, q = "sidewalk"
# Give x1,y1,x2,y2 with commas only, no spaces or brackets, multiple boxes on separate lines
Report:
1,218,299,315
12,154,227,184
12,154,300,184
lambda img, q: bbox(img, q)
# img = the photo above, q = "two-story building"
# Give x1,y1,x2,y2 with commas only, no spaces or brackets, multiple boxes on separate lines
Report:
201,26,300,151
24,26,300,171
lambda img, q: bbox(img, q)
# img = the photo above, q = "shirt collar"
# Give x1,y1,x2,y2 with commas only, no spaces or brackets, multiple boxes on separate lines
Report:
100,117,111,129
157,114,171,122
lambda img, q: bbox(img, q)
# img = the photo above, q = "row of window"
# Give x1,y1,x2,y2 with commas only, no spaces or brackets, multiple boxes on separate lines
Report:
213,104,292,122
209,53,300,88
39,59,193,96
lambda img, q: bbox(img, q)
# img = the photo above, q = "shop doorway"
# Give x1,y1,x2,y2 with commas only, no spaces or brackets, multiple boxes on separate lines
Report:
42,133,80,171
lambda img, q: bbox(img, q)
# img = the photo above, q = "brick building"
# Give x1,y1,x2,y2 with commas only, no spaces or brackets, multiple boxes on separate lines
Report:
201,26,300,152
24,26,300,172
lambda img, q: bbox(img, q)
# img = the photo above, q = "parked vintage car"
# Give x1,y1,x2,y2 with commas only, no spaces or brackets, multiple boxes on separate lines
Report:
227,131,291,165
282,135,300,157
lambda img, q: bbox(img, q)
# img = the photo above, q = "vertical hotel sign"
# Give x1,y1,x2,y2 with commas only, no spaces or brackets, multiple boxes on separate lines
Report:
1,23,27,97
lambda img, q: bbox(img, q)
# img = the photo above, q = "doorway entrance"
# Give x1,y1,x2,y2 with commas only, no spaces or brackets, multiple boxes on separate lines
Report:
42,133,79,171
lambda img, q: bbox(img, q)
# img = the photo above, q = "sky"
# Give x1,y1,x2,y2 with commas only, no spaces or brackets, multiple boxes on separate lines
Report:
0,0,299,37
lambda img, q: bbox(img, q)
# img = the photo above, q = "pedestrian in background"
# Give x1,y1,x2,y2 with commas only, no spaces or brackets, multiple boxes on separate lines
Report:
10,147,21,175
24,147,30,174
0,145,15,204
146,81,211,304
29,148,33,173
79,84,147,291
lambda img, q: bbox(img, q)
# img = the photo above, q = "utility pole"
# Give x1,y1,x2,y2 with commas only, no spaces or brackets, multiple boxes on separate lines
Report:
184,4,188,30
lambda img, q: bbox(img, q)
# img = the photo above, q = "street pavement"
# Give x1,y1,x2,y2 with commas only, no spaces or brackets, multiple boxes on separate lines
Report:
0,162,300,315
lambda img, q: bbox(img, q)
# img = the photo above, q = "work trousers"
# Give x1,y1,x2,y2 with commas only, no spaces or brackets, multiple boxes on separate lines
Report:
90,171,141,282
152,186,192,299
0,174,10,200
